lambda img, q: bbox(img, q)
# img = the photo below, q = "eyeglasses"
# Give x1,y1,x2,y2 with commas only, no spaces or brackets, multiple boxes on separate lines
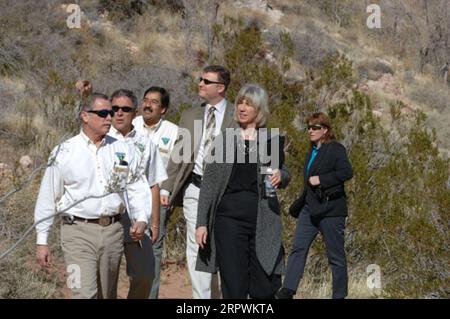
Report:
307,124,324,131
112,105,134,113
87,109,115,118
199,77,223,85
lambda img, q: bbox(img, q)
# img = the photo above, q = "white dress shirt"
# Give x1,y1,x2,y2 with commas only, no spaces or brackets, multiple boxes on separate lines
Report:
34,130,151,245
193,98,227,176
108,126,167,187
132,117,178,169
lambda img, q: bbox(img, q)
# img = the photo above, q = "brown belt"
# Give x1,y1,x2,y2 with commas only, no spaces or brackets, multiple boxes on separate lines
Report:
69,214,122,227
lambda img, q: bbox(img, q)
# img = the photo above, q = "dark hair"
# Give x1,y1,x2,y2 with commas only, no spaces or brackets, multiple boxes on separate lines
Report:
203,65,231,91
143,86,170,109
79,92,109,112
110,89,138,108
305,112,336,144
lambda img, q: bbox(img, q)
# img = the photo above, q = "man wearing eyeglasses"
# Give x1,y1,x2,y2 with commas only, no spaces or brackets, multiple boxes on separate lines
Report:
132,87,178,299
34,93,151,298
108,89,167,298
160,65,237,299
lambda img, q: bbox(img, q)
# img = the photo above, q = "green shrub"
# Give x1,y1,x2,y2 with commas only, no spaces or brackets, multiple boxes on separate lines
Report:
208,19,449,298
98,0,147,22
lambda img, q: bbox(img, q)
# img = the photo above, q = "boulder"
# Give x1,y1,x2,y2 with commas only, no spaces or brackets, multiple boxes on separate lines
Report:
19,155,33,170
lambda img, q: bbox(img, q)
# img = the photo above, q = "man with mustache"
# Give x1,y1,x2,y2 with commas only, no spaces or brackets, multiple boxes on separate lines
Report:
133,87,178,298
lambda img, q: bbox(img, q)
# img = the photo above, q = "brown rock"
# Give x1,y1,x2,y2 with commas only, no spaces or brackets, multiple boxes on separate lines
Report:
19,155,33,170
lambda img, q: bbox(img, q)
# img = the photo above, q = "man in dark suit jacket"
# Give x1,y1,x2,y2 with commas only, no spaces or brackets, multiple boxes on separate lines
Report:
160,65,236,298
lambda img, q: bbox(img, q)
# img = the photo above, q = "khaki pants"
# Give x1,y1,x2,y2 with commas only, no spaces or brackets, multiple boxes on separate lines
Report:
61,220,124,299
122,213,155,299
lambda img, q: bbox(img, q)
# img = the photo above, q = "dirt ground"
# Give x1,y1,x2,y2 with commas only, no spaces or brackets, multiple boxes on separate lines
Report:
117,261,193,299
60,260,192,299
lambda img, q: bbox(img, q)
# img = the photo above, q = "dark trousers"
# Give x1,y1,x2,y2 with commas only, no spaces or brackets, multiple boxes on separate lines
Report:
214,216,281,299
283,205,348,299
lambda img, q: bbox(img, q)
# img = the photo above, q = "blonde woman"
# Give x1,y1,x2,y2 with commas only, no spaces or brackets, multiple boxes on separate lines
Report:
195,84,290,299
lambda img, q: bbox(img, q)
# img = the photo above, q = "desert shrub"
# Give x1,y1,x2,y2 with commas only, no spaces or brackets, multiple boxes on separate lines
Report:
208,19,449,298
406,79,450,112
98,0,184,25
0,40,25,77
148,0,184,15
357,59,395,81
163,207,186,261
98,0,147,22
313,0,354,27
1,1,448,298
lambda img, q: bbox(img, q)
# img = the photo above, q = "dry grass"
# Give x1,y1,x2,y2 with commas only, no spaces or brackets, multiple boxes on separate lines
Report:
0,0,448,299
136,32,186,66
406,75,450,112
404,74,450,151
297,269,382,299
0,168,65,298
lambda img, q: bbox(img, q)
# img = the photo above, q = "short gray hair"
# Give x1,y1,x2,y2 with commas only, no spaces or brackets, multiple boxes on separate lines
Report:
110,89,138,108
78,92,109,122
234,84,269,128
79,92,109,112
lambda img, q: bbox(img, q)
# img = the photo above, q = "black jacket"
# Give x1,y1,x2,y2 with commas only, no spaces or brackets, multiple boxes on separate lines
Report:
299,140,353,218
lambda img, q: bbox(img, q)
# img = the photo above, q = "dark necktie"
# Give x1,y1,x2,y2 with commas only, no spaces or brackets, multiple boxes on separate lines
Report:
203,106,216,171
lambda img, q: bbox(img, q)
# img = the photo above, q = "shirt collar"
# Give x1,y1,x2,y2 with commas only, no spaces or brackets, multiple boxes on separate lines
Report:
80,129,107,147
144,118,163,132
313,142,322,151
207,98,227,115
109,125,137,139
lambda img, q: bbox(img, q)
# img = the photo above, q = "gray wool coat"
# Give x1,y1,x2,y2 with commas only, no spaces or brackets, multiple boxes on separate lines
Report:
195,129,290,276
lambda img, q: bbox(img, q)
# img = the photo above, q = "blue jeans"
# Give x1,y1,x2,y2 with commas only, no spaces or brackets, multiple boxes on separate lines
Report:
283,205,348,299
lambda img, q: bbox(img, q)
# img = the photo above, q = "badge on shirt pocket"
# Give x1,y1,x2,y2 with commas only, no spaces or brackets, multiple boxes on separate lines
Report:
159,137,170,154
135,142,145,154
115,152,126,163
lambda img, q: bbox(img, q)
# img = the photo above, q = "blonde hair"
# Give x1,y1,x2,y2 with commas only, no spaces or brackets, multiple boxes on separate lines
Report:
234,84,269,128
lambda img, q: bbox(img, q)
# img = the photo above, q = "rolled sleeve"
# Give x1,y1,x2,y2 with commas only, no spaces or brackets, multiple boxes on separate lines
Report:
127,176,152,224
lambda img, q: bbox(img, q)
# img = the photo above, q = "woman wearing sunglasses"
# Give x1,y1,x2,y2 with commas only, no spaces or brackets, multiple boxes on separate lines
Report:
276,112,353,299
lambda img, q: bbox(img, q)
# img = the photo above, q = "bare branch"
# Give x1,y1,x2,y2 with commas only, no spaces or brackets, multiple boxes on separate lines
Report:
0,189,126,261
0,133,71,207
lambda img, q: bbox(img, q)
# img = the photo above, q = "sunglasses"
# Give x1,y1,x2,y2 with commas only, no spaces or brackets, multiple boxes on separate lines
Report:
307,124,324,131
87,109,115,118
199,77,223,85
112,105,135,113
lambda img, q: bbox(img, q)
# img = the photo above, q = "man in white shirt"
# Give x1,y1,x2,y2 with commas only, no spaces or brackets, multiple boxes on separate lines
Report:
160,65,236,298
35,93,150,298
133,87,178,168
109,89,167,298
133,86,178,298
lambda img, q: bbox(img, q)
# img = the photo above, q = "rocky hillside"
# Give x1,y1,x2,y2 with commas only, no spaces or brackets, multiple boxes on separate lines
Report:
0,0,448,298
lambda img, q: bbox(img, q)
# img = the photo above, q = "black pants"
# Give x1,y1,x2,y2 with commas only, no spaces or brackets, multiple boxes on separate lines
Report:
283,205,348,299
214,215,281,299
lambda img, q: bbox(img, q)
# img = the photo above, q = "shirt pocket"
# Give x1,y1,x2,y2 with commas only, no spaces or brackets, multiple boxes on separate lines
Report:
158,137,172,155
